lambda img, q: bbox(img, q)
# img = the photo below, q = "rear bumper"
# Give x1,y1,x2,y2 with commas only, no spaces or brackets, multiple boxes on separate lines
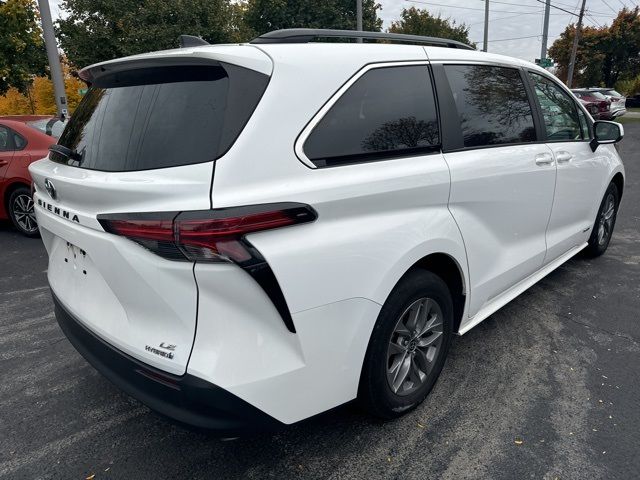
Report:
52,292,284,434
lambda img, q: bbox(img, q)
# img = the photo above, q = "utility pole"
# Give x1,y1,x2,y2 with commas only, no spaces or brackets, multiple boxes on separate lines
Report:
37,0,68,119
566,0,587,88
540,0,551,61
483,0,489,52
356,0,363,43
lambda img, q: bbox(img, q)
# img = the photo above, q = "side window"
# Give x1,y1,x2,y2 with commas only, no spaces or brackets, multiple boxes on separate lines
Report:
577,107,590,139
13,132,26,150
0,126,12,152
303,65,439,167
443,64,536,148
529,73,582,141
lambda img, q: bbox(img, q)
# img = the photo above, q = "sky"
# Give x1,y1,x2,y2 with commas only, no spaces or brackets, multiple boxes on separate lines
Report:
377,0,631,61
49,0,632,63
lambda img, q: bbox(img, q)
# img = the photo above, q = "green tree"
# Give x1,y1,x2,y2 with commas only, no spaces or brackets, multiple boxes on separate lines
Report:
56,0,236,68
0,0,47,95
549,7,640,87
243,0,382,36
388,7,473,46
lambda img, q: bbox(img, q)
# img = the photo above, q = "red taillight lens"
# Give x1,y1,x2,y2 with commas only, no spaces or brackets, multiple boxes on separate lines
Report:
175,210,297,263
103,219,175,242
98,203,316,264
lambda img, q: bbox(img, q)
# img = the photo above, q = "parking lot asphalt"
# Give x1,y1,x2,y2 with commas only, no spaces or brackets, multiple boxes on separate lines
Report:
1,127,639,480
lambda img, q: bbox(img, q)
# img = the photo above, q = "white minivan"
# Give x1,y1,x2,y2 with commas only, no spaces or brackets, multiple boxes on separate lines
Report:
29,29,625,434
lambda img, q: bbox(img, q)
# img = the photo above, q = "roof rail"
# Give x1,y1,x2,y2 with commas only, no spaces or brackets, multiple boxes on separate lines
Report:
178,35,209,48
250,28,475,50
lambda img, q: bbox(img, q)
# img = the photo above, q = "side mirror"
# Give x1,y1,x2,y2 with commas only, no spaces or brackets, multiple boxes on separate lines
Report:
590,120,624,152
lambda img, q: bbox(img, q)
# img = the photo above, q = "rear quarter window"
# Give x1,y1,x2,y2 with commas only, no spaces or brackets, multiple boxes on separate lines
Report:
53,64,269,172
302,65,440,167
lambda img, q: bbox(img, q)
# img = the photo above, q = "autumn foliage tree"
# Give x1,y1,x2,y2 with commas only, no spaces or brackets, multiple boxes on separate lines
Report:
243,0,382,36
388,7,473,46
549,7,640,87
0,63,86,115
55,0,237,68
0,0,47,95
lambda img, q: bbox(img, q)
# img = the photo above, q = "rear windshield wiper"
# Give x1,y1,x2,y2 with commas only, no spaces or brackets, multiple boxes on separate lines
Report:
49,144,81,163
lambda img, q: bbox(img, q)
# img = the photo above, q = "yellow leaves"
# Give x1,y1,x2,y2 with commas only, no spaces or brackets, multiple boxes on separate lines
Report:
0,62,87,115
0,87,33,115
514,439,524,445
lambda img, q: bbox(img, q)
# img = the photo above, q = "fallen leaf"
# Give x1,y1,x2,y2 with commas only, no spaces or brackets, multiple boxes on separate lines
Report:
417,423,425,428
514,439,523,445
86,475,95,480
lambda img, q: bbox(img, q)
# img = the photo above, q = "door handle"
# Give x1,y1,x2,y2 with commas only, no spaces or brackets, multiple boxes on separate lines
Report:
555,151,573,164
0,160,8,167
535,153,554,166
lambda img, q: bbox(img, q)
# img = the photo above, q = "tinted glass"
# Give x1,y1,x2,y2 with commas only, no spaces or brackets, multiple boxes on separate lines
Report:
0,126,10,151
590,91,607,100
603,89,623,97
530,73,582,141
304,65,439,167
54,64,268,171
444,65,536,148
13,132,26,149
577,107,590,139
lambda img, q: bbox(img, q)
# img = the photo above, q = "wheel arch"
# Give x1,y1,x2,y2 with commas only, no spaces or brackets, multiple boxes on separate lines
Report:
611,171,624,200
3,180,30,217
375,248,469,336
410,253,467,334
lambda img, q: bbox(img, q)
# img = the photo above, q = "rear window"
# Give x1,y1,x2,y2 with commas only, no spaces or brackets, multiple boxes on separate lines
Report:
589,92,607,100
27,119,67,139
603,89,623,97
52,64,269,171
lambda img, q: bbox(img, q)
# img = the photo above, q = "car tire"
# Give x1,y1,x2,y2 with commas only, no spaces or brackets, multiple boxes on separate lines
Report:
358,270,453,419
8,186,39,238
584,182,619,258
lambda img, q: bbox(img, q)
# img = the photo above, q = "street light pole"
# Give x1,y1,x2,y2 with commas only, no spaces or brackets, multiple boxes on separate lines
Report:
356,0,363,43
483,0,489,52
566,0,586,88
37,0,68,118
540,0,551,61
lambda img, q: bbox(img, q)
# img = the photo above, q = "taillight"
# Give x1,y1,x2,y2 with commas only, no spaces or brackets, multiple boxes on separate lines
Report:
98,203,316,265
98,203,317,334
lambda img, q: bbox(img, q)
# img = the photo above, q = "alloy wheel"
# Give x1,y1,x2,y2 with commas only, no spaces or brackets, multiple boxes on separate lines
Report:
597,193,616,246
12,194,38,234
386,297,444,396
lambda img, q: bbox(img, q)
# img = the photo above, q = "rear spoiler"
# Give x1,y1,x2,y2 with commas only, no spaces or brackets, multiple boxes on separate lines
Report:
79,46,273,84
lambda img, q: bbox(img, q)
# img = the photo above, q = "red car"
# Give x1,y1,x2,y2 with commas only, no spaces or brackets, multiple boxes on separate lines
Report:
0,118,56,236
571,89,612,119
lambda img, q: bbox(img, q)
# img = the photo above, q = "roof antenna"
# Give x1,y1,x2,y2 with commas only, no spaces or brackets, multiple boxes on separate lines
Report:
179,35,209,48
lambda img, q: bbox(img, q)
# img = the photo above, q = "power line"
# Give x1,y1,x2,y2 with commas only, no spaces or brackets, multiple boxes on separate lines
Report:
585,13,604,26
468,10,545,26
535,0,579,15
483,0,543,8
405,0,548,14
474,34,542,44
601,0,619,13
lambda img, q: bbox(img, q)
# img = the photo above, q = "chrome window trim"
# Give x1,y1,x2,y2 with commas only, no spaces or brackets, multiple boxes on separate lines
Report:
294,60,431,169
